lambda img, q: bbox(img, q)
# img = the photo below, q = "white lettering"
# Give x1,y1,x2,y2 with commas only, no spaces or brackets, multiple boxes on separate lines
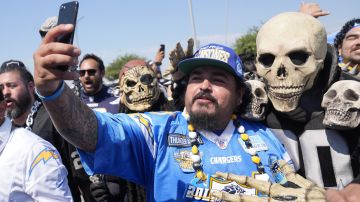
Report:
197,49,230,63
185,186,212,200
194,188,204,200
210,155,242,164
185,185,196,198
202,188,210,201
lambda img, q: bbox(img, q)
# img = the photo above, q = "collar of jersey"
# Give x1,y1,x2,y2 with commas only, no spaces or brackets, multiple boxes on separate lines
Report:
197,120,235,149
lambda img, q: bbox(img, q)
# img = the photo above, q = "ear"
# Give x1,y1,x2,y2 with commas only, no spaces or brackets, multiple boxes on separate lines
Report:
100,70,105,78
338,46,342,56
28,81,35,93
236,87,245,106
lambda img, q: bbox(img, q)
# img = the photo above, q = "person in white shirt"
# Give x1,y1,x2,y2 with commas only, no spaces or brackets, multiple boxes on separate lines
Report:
0,89,72,201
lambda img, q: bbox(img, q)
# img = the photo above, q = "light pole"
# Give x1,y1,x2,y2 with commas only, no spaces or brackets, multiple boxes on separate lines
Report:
75,16,84,48
188,0,198,50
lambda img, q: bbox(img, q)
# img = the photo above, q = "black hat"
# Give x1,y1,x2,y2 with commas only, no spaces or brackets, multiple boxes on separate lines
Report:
1,60,26,69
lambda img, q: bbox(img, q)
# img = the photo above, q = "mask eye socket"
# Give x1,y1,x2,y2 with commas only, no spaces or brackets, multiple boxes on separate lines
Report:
258,53,275,68
140,74,154,85
324,89,337,99
344,89,359,101
288,51,309,65
126,80,137,87
255,88,266,98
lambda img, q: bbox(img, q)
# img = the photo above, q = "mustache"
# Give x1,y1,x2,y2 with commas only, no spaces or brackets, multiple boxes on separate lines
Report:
192,91,217,104
353,46,360,51
4,97,15,103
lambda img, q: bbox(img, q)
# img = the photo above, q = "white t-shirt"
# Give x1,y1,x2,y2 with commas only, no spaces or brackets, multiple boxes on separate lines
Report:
0,117,73,201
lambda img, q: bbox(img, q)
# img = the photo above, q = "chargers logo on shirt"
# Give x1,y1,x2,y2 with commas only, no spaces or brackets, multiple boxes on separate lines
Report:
185,176,255,201
29,147,59,178
130,113,154,139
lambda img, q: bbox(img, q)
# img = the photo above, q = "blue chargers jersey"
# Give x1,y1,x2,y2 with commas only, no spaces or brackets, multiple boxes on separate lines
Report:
78,111,292,202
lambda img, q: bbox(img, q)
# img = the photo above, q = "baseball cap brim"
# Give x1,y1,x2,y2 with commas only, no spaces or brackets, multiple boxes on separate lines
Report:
178,58,238,78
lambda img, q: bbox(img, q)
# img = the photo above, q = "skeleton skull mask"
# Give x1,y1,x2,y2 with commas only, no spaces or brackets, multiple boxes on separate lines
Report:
241,79,268,121
120,65,160,112
256,12,327,112
321,80,360,129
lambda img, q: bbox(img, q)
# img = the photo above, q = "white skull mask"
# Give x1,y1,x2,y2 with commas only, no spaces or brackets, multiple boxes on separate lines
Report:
120,65,160,111
241,80,268,121
321,80,360,129
256,12,327,112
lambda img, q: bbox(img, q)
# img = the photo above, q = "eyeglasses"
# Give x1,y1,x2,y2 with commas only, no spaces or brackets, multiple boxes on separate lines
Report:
79,69,97,77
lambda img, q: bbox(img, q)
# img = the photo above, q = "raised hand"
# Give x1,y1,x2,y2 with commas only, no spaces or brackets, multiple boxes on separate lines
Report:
33,24,81,96
167,38,194,81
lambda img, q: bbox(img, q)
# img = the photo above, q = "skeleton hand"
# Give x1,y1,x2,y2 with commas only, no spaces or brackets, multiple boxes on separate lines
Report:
166,38,194,81
211,160,325,202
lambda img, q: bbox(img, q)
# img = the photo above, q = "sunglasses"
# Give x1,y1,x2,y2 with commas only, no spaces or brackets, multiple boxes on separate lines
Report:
79,69,97,77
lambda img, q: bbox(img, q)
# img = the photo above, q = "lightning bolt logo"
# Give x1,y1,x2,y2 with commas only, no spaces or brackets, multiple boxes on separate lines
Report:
131,113,154,139
29,147,59,178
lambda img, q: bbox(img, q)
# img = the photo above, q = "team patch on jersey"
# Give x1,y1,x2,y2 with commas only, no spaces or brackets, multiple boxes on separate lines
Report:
238,134,268,152
174,150,196,172
185,176,256,201
29,147,59,178
168,134,204,147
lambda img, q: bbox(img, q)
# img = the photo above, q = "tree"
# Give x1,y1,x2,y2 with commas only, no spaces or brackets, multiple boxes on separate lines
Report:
105,54,146,80
233,26,259,56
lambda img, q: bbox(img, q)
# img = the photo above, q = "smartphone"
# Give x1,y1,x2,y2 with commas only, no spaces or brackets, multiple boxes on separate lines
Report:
56,1,79,44
160,44,165,52
56,1,79,71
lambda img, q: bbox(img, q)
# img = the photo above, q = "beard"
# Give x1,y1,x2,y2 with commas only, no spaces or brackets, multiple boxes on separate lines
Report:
188,91,220,131
6,91,32,119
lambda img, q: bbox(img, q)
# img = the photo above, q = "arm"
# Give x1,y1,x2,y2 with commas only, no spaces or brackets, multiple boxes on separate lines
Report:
151,47,165,79
33,24,97,152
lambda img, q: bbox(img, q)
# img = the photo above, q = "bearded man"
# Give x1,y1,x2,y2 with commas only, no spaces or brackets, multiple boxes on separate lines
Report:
0,82,72,201
0,60,84,201
334,18,360,79
33,22,295,202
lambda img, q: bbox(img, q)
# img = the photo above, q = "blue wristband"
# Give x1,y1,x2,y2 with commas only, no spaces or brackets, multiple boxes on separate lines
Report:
35,81,65,102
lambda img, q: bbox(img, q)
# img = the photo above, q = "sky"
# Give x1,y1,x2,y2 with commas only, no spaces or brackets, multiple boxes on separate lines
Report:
0,0,358,74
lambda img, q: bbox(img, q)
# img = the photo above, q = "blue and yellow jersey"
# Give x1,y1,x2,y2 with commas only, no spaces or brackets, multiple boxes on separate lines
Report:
78,111,291,202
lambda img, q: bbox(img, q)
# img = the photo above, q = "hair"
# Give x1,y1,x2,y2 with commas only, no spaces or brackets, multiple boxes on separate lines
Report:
79,53,105,72
238,52,256,72
334,18,360,50
0,60,33,85
0,89,3,102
